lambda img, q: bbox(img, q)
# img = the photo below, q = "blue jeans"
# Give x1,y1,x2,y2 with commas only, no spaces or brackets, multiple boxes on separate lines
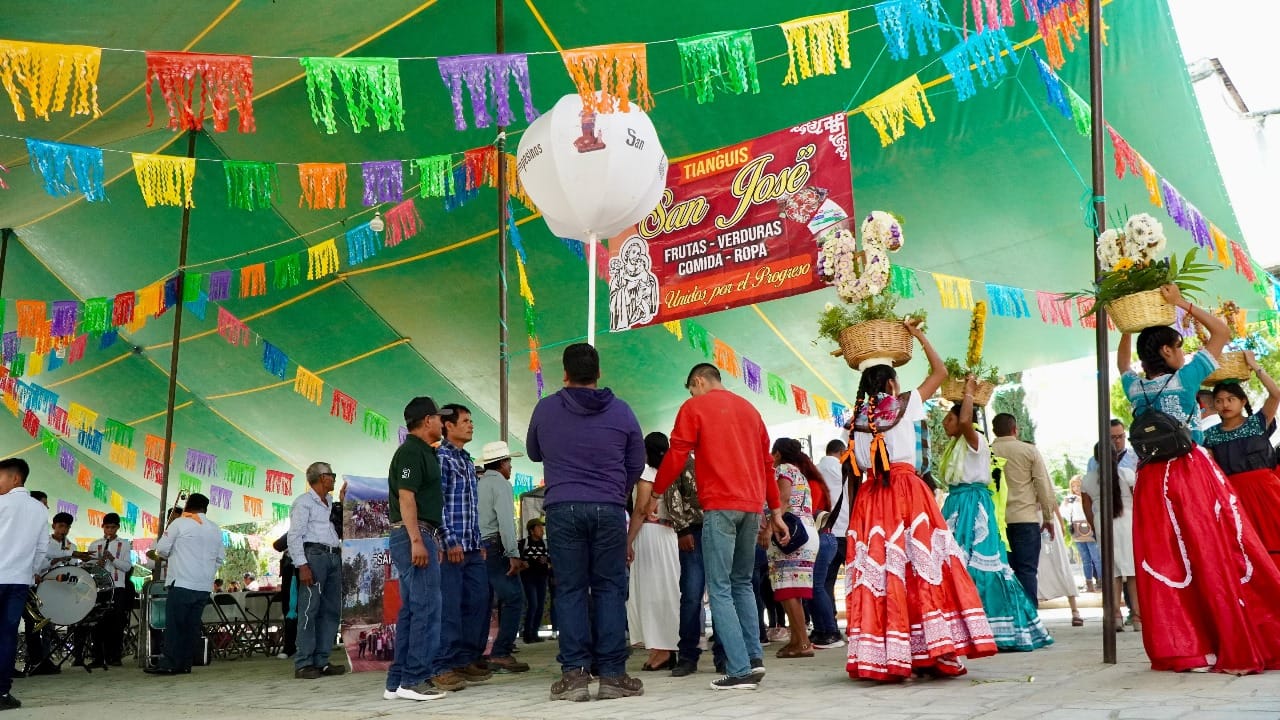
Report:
521,573,547,641
162,585,209,672
1078,541,1102,584
677,529,706,665
1006,523,1042,604
0,584,28,694
432,548,488,674
702,510,764,678
296,547,343,670
545,502,629,677
386,527,442,690
810,532,839,636
484,540,525,658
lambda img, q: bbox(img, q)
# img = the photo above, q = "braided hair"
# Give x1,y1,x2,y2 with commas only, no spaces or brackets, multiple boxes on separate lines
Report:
850,365,899,486
771,437,825,489
1135,326,1182,379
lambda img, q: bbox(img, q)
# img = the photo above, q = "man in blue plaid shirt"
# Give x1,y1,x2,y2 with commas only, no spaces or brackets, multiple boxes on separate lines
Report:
430,403,492,686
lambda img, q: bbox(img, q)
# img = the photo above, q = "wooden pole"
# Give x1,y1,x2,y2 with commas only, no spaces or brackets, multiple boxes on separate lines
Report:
496,0,510,442
1088,0,1117,663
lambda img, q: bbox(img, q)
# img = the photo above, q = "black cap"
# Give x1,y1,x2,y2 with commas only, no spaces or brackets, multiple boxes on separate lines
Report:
404,396,440,425
526,517,545,532
52,512,74,525
102,512,121,526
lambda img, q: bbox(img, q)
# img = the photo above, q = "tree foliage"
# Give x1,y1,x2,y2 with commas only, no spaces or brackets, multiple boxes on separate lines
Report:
992,384,1036,443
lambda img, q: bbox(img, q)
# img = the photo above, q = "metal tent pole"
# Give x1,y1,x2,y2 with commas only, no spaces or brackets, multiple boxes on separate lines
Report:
156,129,197,538
1088,0,1117,663
496,0,510,442
0,228,11,298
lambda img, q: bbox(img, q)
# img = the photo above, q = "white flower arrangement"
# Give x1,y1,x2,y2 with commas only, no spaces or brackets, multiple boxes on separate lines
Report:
817,212,904,303
1094,213,1167,270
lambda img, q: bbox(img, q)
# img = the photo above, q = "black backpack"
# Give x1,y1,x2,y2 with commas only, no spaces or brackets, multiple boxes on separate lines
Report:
1128,375,1194,464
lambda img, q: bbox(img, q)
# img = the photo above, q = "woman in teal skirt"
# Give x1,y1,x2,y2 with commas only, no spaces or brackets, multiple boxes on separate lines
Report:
938,377,1053,652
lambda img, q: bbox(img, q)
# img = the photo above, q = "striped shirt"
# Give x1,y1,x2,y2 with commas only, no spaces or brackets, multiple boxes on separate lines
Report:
438,439,481,551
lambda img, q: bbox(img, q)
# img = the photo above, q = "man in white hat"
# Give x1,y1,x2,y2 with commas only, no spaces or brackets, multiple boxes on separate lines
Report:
477,441,529,673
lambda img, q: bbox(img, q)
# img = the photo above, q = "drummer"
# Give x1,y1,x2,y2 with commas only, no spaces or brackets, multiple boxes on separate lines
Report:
87,514,134,668
44,512,90,572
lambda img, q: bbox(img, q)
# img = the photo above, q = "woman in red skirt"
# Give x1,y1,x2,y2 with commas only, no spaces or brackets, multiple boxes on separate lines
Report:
1119,285,1280,674
844,320,996,682
1203,351,1280,571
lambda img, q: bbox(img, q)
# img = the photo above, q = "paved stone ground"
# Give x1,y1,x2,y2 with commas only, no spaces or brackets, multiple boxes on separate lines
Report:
10,608,1279,720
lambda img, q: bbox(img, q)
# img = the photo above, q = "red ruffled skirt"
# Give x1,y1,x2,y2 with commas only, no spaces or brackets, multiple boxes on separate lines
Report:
1226,468,1280,571
1134,447,1280,674
844,463,996,682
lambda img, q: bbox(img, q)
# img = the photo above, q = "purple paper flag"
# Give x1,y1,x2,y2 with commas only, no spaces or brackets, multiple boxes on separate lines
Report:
437,53,538,131
3,331,18,362
208,270,233,301
58,447,76,475
209,484,232,510
185,448,218,477
362,161,403,206
51,301,79,337
1160,179,1191,231
398,426,408,444
742,358,763,393
57,500,77,517
1189,207,1212,250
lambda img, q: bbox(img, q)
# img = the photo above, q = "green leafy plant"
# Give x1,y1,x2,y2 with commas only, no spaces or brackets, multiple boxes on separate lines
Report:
1070,248,1213,306
816,291,926,345
943,357,1002,385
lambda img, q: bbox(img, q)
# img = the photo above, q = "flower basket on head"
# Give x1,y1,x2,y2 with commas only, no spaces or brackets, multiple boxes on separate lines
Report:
942,302,1001,405
836,320,913,370
941,376,996,405
1106,288,1177,334
1073,213,1211,332
1203,351,1250,387
815,211,923,370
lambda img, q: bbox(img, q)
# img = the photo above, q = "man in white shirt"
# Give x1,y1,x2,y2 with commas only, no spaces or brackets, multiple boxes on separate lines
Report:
146,493,223,675
0,458,49,711
811,440,849,650
87,512,134,667
476,442,529,673
288,462,347,679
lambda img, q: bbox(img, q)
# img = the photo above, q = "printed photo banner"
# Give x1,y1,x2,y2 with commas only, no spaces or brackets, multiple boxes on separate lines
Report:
607,112,853,332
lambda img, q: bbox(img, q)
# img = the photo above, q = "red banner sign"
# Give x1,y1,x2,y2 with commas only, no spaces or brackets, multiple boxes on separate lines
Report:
607,113,853,331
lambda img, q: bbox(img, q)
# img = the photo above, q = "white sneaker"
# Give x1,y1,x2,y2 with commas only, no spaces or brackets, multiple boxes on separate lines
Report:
382,690,397,700
396,682,447,701
276,653,289,660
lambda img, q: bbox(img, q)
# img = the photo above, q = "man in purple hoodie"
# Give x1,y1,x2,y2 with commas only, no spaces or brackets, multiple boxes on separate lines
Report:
526,343,646,702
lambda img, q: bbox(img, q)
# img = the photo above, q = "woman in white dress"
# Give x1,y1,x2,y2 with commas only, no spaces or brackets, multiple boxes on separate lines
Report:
1036,509,1084,626
1082,442,1139,631
626,432,681,670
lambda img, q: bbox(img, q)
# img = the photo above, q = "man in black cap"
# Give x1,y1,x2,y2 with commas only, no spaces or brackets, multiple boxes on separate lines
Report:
88,512,134,667
382,397,448,702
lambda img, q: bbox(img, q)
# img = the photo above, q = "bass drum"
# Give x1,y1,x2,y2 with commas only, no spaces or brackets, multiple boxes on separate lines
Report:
36,562,114,626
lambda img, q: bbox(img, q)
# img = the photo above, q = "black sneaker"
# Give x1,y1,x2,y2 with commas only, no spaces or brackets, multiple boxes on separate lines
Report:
812,634,846,649
294,666,322,680
549,668,592,702
671,661,698,678
710,674,758,691
0,693,21,710
749,658,765,675
320,664,348,676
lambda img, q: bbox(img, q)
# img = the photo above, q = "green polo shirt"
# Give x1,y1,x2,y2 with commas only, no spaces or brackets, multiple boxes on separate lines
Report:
388,434,443,526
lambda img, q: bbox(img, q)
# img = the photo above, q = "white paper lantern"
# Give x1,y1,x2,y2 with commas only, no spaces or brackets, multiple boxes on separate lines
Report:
516,93,668,343
516,94,667,244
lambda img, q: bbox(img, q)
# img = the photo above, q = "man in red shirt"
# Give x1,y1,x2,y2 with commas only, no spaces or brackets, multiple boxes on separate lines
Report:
637,363,787,691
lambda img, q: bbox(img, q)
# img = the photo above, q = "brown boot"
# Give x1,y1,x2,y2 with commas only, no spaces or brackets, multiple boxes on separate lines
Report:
549,668,592,702
488,655,530,673
596,673,644,700
431,670,468,691
455,662,493,682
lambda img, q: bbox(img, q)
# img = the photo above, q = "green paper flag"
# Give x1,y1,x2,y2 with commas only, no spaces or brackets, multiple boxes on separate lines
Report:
686,322,712,359
102,419,134,448
362,409,389,441
273,253,303,291
298,56,405,134
93,478,110,503
224,460,256,487
1067,86,1091,137
183,273,205,303
676,29,761,104
179,472,202,497
81,297,110,334
224,160,280,211
767,373,788,405
889,265,917,299
10,354,23,377
40,428,57,456
273,502,291,523
411,155,455,198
